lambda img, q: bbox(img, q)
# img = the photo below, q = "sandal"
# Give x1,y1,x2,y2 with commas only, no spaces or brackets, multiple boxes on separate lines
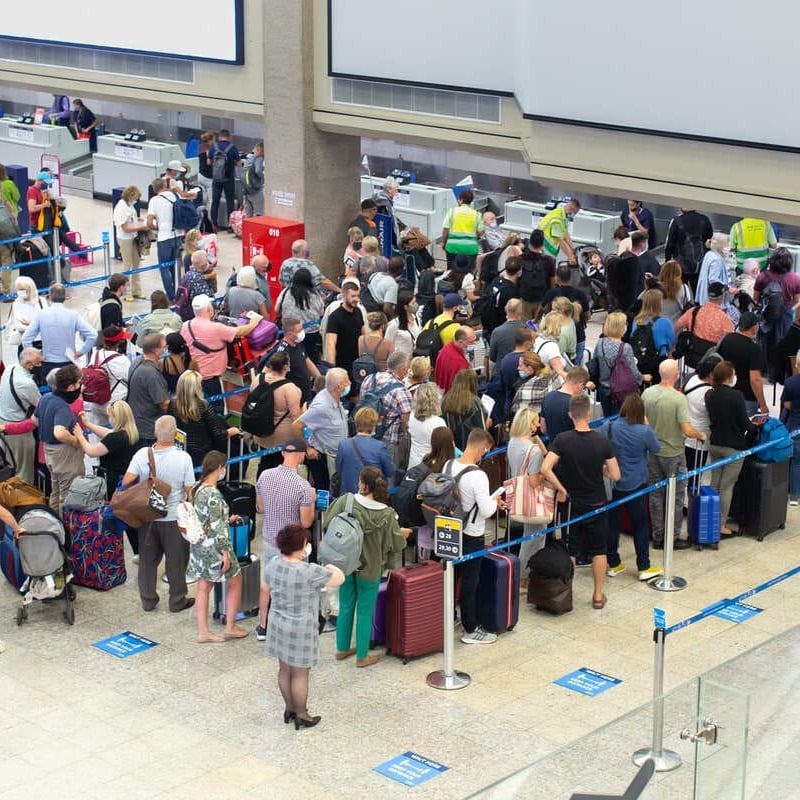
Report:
224,627,249,640
592,594,607,610
197,632,224,644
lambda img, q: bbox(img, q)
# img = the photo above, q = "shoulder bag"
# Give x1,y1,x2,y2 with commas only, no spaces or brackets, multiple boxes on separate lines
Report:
503,444,555,525
111,448,172,528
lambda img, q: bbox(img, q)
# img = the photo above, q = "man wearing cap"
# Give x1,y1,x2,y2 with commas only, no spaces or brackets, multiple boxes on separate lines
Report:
253,437,316,641
22,283,96,378
420,292,463,351
180,294,261,408
146,177,183,300
717,312,769,415
435,325,476,393
162,160,194,199
674,282,734,355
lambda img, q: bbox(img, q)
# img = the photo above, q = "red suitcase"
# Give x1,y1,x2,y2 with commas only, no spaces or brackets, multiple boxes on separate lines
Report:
386,561,443,663
63,506,126,591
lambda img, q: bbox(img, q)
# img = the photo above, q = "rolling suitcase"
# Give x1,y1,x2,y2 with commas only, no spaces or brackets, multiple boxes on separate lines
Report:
371,577,389,646
218,481,256,542
1,522,27,591
687,486,721,549
527,505,573,615
213,553,261,625
386,560,443,663
477,550,520,633
63,506,126,590
730,457,789,541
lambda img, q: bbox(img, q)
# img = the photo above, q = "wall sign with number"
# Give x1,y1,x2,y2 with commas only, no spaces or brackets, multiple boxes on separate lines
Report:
434,516,462,560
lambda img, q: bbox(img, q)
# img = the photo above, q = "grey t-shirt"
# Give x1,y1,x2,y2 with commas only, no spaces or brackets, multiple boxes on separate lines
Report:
489,320,525,366
227,286,264,317
126,445,195,521
368,272,399,306
127,359,170,440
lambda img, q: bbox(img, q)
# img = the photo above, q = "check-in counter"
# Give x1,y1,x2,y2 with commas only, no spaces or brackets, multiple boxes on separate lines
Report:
92,135,199,197
360,177,456,241
0,119,90,173
779,242,800,273
499,200,551,236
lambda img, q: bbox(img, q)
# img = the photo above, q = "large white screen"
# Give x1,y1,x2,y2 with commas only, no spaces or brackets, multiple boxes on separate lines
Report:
2,0,243,63
329,0,799,150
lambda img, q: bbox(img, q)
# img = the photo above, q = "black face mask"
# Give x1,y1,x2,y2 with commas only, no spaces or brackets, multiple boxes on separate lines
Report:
352,241,363,251
56,389,81,404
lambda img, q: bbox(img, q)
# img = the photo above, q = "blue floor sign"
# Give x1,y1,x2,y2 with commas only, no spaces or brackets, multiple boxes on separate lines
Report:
555,667,622,697
93,631,158,659
373,752,449,787
712,601,763,624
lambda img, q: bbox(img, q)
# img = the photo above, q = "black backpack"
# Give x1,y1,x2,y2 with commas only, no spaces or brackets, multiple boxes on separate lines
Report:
359,273,382,313
413,318,459,365
211,142,231,182
519,252,550,302
241,376,290,437
479,246,506,286
351,337,381,393
393,462,431,527
760,278,786,323
629,321,661,377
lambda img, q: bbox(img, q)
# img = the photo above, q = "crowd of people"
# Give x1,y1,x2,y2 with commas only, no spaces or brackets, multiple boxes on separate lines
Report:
1,178,798,728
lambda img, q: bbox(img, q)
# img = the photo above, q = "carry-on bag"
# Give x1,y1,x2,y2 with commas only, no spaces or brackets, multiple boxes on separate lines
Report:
213,512,260,624
63,506,127,590
217,481,257,540
686,448,720,548
477,550,520,633
386,560,444,663
729,457,789,541
0,522,27,591
527,505,573,615
371,577,389,646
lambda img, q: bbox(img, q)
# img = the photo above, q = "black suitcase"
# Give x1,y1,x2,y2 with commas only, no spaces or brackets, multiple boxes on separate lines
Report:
217,481,256,542
729,457,789,541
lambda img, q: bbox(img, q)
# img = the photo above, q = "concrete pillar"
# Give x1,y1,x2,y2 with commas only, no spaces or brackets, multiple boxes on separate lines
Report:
262,0,360,281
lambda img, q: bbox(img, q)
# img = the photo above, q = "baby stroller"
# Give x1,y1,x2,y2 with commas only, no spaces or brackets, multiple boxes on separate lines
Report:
577,246,607,311
16,505,75,626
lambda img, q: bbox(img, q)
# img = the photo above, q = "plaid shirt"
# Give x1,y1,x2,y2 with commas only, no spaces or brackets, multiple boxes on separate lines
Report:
360,371,413,444
256,465,314,547
510,372,562,417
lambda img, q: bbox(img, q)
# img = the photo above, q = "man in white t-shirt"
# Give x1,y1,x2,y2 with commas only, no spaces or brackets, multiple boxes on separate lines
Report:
448,428,506,645
146,177,182,301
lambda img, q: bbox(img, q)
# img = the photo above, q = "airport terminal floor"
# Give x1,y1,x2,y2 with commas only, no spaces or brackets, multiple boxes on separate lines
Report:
1,196,800,799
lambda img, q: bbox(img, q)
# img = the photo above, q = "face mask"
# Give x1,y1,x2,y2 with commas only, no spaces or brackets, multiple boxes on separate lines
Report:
566,213,575,222
518,370,528,379
304,542,312,559
219,468,226,481
58,389,81,404
466,346,475,359
488,221,498,229
353,241,363,251
409,303,418,314
16,289,27,300
340,384,351,398
296,329,306,343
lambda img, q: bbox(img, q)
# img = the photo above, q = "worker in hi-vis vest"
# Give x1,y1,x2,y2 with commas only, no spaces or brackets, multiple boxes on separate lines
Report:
441,188,483,270
729,217,777,272
539,198,581,265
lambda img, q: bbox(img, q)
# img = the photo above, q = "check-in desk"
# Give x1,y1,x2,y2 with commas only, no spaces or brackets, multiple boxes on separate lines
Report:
360,177,456,241
499,200,551,236
0,120,90,173
92,136,198,197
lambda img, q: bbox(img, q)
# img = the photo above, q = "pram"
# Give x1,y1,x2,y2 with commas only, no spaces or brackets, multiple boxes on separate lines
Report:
577,245,607,311
15,505,75,626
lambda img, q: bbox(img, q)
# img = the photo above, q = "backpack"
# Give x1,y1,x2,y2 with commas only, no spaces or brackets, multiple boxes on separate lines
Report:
479,246,505,286
756,417,792,462
417,461,479,528
241,375,289,437
678,231,706,275
760,278,786,323
354,377,403,439
413,318,459,365
318,494,365,575
211,143,231,182
608,342,640,406
13,237,49,263
519,252,550,302
242,158,263,194
351,337,381,392
0,202,20,240
393,462,431,527
359,273,382,313
629,321,661,377
165,193,201,231
82,350,122,405
173,284,194,321
84,297,118,332
63,475,108,511
675,305,716,369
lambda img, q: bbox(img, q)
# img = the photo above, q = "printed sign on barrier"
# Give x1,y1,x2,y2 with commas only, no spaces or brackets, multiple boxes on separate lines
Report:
373,752,448,787
554,667,622,697
434,515,462,560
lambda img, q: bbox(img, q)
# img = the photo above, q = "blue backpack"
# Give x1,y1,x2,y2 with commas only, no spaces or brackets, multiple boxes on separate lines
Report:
756,417,792,462
166,194,201,231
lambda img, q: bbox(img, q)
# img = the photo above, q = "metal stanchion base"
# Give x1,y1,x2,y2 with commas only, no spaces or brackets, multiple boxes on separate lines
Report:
426,670,471,690
649,575,688,592
632,748,681,772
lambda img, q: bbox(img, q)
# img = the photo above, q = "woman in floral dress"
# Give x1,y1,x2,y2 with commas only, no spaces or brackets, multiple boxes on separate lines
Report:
190,450,249,643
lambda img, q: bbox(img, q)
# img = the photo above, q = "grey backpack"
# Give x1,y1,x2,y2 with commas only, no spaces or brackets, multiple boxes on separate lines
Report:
63,475,107,511
318,494,364,575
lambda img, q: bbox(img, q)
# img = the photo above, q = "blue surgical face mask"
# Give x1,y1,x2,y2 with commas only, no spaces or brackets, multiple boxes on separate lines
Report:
518,369,528,379
340,384,351,398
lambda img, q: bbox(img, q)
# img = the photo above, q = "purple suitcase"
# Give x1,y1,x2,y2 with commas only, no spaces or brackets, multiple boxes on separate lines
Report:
371,578,389,646
477,550,520,633
63,506,126,590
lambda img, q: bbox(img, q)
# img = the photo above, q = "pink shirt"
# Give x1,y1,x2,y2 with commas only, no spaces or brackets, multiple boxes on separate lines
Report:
181,317,237,378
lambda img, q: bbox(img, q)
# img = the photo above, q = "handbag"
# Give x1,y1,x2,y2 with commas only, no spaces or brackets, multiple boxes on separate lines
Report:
176,500,208,545
0,477,46,510
110,448,171,528
503,444,555,524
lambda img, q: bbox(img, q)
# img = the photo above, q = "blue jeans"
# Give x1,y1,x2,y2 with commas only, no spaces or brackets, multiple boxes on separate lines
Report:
156,237,180,300
607,486,650,571
790,437,800,498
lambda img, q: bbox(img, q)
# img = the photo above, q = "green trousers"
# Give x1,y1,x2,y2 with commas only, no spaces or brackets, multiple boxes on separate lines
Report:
335,573,381,659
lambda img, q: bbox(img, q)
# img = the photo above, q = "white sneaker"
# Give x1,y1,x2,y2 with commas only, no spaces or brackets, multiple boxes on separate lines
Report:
461,626,497,645
638,566,664,581
790,497,800,506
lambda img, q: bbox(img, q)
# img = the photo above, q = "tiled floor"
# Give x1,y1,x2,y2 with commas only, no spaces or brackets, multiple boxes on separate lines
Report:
0,196,799,799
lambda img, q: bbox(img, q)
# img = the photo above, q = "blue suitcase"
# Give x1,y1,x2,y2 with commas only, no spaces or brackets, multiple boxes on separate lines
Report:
477,550,520,633
688,486,721,549
229,516,251,560
371,577,389,646
0,522,27,591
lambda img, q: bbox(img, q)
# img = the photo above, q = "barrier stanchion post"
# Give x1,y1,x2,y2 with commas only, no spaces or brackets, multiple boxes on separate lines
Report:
426,559,471,691
52,227,61,285
101,231,111,279
650,474,687,592
633,626,681,772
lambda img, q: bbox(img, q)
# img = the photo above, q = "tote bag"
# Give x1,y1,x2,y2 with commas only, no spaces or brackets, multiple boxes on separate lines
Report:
503,445,555,525
111,448,171,528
